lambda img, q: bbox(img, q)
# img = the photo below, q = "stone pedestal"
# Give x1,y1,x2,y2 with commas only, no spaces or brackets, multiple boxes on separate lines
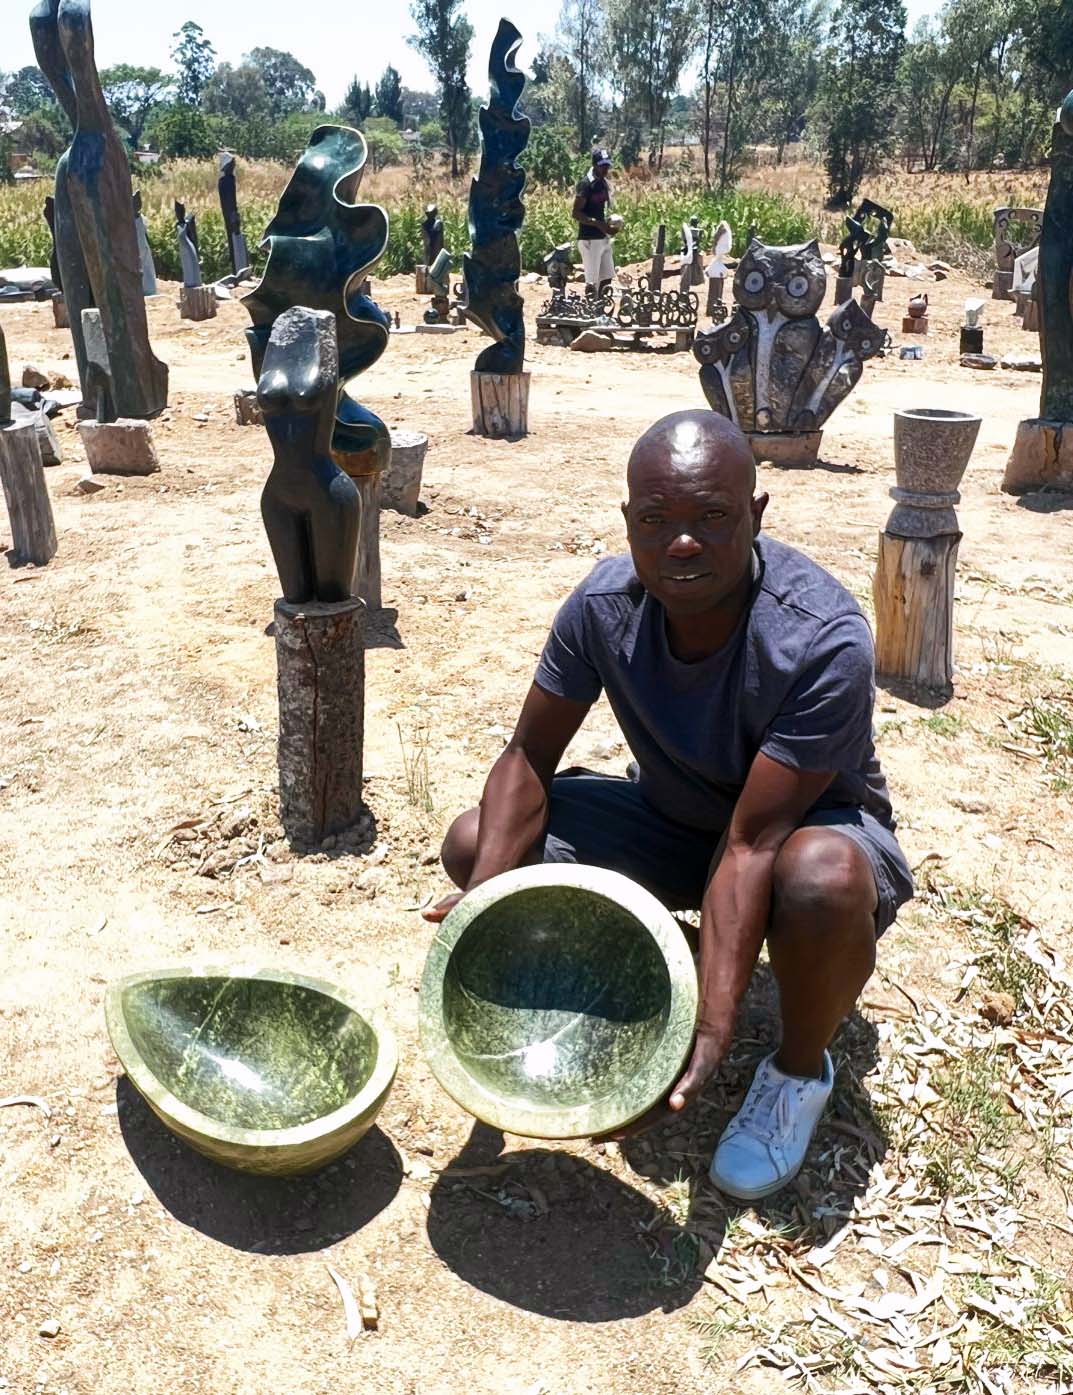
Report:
1003,419,1073,494
273,597,365,847
51,292,69,329
834,274,855,303
78,419,159,475
959,326,984,356
1022,300,1040,333
705,276,725,319
471,371,529,438
382,430,429,517
234,389,263,426
747,431,822,468
0,420,58,566
992,270,1014,300
415,265,433,295
179,285,217,322
902,316,928,334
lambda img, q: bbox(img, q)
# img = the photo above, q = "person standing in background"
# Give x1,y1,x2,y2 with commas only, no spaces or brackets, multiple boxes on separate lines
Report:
573,148,617,298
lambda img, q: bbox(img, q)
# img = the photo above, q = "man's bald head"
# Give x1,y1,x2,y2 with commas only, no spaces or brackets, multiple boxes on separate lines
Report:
626,410,756,501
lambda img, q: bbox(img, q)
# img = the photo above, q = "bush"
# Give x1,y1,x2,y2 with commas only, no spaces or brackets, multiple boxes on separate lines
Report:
527,126,576,189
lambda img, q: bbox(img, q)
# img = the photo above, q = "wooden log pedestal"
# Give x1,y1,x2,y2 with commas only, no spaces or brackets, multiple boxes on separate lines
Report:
273,597,365,847
382,430,429,517
179,285,218,322
415,265,433,296
471,371,530,438
902,316,928,334
0,419,58,566
51,292,69,329
1003,419,1073,494
992,270,1014,301
873,531,960,700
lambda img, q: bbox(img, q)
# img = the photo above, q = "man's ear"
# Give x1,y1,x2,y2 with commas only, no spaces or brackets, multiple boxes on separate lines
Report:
752,492,769,536
620,499,629,526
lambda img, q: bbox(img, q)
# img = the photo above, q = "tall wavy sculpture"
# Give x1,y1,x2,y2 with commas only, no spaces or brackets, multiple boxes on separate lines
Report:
463,20,530,375
244,125,391,475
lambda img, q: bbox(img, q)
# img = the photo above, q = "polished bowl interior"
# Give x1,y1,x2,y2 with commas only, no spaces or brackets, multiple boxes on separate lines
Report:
106,967,397,1175
420,866,698,1139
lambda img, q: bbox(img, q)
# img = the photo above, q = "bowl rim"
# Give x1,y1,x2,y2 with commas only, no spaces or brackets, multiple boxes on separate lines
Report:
105,963,398,1152
419,863,699,1140
894,407,982,424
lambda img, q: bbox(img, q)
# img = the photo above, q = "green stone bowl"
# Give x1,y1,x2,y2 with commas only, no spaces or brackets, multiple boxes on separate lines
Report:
419,865,698,1139
105,966,398,1176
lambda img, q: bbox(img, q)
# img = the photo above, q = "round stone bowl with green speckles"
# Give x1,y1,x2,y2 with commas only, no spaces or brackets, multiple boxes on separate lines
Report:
419,865,699,1139
105,966,398,1176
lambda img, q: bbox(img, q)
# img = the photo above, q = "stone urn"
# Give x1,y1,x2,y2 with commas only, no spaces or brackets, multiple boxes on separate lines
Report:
886,407,982,537
907,292,929,319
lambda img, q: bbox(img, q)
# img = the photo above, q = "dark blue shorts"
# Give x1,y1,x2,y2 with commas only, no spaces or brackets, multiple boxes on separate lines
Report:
542,771,913,935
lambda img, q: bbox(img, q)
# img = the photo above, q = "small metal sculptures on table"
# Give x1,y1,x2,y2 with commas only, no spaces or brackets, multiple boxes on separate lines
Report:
464,19,531,436
992,205,1043,301
244,123,390,605
217,152,251,279
1004,90,1073,493
29,0,167,419
175,200,216,321
132,190,156,297
903,293,928,334
694,237,881,466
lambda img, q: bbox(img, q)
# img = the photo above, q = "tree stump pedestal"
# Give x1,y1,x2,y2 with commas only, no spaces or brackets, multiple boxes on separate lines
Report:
274,597,365,847
51,293,69,329
1003,418,1073,494
382,430,429,516
0,419,58,566
873,531,960,699
415,265,433,296
179,285,217,322
471,371,529,438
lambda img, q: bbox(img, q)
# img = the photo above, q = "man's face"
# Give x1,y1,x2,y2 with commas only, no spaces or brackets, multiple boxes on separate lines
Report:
623,448,766,617
595,162,611,179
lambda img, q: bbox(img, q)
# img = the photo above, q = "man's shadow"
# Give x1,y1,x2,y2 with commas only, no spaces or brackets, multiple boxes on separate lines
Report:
116,1077,403,1254
619,966,886,1258
426,1121,702,1322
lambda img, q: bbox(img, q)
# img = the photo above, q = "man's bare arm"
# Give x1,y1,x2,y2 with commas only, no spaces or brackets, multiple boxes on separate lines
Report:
572,192,609,236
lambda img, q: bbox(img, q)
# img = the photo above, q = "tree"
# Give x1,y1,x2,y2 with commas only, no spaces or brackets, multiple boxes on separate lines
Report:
695,0,774,189
897,18,960,171
342,77,374,124
171,21,216,106
527,123,576,184
604,0,699,165
375,65,405,124
202,63,271,120
147,103,215,158
1021,0,1073,106
761,0,824,162
408,0,474,176
815,0,906,206
558,0,604,151
100,65,174,148
364,115,405,169
401,87,440,123
243,47,318,118
3,66,57,117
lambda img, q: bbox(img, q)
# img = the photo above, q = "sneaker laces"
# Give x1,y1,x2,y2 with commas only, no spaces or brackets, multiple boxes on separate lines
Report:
734,1070,806,1145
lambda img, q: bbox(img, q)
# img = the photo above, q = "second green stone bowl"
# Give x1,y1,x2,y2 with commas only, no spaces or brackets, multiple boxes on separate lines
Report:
106,966,398,1176
419,865,699,1139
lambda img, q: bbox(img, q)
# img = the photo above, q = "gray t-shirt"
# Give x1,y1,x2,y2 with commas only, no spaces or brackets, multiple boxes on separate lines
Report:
535,535,894,832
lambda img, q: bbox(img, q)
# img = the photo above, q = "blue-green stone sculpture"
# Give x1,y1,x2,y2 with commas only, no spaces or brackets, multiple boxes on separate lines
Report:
463,19,530,375
258,306,360,605
42,196,61,289
1041,91,1073,423
0,324,11,425
29,0,167,419
244,125,391,478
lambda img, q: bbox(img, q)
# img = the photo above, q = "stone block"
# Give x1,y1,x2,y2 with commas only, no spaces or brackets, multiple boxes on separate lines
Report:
902,317,928,334
747,431,822,468
179,285,217,322
78,419,159,476
1003,419,1073,495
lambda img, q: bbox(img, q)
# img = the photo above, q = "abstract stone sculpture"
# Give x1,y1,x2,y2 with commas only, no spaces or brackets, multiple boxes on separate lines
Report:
421,202,444,266
694,237,881,466
423,248,454,324
175,200,201,288
217,152,251,278
543,243,573,293
258,307,359,605
1004,91,1073,493
463,18,531,377
419,864,697,1140
0,324,10,425
132,191,156,296
993,205,1043,301
245,124,390,604
29,0,167,419
42,196,61,289
105,966,398,1176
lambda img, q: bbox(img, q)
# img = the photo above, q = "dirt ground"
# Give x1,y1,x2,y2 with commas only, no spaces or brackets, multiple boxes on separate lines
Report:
1,259,1071,1395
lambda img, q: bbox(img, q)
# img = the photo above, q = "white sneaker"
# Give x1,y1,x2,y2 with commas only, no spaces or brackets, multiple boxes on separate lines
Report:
709,1051,834,1201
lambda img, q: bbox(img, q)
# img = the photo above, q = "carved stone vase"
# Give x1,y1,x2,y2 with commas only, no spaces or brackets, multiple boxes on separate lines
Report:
886,408,981,538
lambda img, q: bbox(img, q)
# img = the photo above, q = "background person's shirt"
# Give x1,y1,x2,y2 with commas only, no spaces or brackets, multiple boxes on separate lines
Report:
535,535,895,832
575,170,612,241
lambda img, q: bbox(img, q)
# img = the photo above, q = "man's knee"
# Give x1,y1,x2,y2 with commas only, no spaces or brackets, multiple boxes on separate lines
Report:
441,807,479,888
771,829,876,927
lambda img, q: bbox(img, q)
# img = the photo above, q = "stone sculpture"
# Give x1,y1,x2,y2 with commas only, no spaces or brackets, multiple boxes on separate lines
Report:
175,201,201,288
1004,91,1073,492
463,18,530,377
29,0,167,419
706,219,732,320
837,198,893,302
0,323,11,424
993,205,1043,301
244,124,390,604
132,191,156,296
217,152,251,278
424,248,454,324
694,237,881,466
903,292,928,334
258,307,359,605
421,203,444,266
42,196,61,289
543,244,573,293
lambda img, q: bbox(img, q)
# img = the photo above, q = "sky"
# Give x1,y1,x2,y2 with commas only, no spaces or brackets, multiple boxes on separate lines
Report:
5,0,944,111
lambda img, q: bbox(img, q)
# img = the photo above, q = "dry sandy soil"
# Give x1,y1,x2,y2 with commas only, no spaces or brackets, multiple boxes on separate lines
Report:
1,259,1071,1395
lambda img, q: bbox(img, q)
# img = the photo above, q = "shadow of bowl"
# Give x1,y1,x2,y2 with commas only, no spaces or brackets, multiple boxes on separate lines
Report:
419,865,697,1140
106,965,398,1176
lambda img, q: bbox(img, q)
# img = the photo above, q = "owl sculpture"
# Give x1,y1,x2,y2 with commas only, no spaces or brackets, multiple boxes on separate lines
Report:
694,238,881,439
